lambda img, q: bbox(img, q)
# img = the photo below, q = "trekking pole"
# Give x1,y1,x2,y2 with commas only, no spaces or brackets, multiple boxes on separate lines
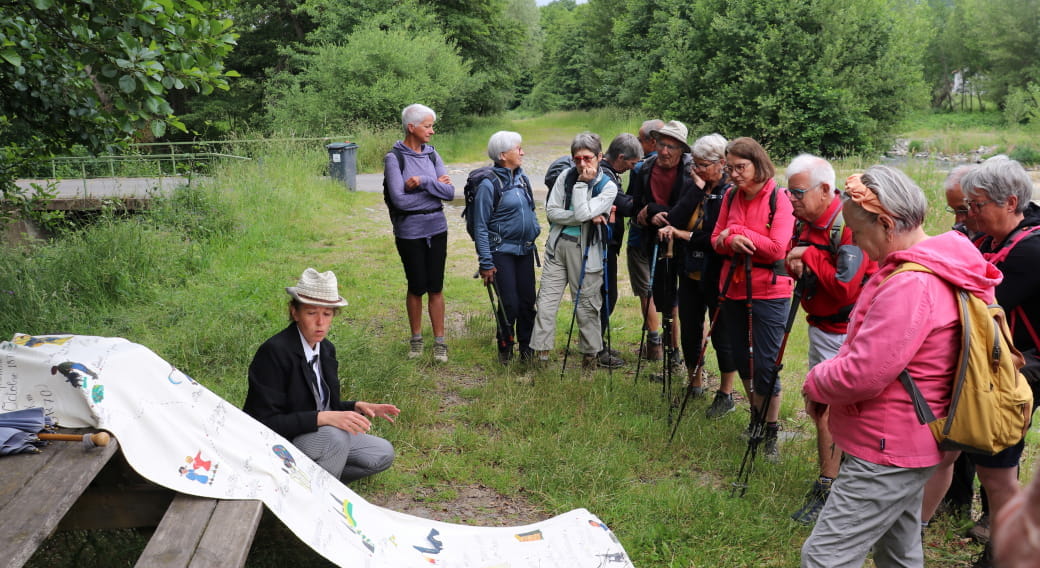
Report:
487,278,514,351
561,232,593,378
600,222,615,388
669,258,740,442
732,275,805,497
662,236,676,423
634,240,660,383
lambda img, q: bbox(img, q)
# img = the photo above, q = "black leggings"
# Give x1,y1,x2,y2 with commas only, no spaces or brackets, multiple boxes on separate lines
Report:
395,231,447,296
491,252,536,351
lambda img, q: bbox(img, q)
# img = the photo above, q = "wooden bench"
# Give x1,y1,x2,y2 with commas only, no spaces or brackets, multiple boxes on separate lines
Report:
0,431,263,568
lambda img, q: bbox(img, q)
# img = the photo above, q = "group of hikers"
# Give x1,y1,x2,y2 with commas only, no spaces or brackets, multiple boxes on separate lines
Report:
243,102,1040,568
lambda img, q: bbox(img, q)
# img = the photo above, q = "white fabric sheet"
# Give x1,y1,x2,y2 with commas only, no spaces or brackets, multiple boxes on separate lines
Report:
1,334,634,568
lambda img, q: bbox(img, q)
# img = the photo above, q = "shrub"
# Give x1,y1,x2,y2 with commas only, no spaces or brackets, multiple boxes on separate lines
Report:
265,25,475,134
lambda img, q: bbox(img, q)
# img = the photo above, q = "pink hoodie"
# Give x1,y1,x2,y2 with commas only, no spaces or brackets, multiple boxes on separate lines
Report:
803,231,1002,468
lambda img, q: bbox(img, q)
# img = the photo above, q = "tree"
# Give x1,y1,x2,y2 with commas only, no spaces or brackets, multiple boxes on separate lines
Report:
641,0,928,157
0,0,238,198
264,24,475,133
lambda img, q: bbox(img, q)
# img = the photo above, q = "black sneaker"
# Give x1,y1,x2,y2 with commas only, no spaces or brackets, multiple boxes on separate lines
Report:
706,391,735,419
791,480,831,525
498,348,513,365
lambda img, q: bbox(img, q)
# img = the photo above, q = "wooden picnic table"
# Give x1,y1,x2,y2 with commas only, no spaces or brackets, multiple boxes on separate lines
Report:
0,431,263,568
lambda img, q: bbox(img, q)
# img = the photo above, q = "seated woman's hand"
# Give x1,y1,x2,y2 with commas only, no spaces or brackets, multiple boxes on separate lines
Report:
354,401,401,424
318,410,372,435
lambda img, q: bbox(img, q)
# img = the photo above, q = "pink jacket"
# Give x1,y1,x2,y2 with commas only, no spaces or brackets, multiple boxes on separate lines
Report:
803,231,1002,468
710,179,796,300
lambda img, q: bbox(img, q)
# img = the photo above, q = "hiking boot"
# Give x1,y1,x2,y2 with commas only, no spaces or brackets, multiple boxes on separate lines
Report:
597,349,624,369
967,514,991,544
408,337,424,359
433,342,448,363
762,427,780,463
519,347,535,363
706,391,735,419
670,355,685,373
686,385,705,399
498,348,513,366
741,421,764,441
791,479,831,525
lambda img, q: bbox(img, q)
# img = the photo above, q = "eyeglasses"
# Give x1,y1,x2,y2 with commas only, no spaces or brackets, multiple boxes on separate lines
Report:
656,140,683,152
966,199,994,212
573,154,598,163
724,162,751,175
787,183,821,201
693,160,719,171
945,205,969,215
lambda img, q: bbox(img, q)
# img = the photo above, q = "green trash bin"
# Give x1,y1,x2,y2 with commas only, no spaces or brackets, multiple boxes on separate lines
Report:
326,142,358,190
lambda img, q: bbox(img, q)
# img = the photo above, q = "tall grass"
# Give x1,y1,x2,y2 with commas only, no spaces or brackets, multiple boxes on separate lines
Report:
14,114,1031,567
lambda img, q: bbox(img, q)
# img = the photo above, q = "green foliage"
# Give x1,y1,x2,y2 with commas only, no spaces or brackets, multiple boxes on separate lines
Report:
1008,144,1040,166
1004,83,1040,125
265,24,475,133
0,0,239,197
554,0,929,157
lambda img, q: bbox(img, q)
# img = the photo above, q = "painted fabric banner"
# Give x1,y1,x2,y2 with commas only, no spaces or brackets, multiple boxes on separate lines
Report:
0,334,634,568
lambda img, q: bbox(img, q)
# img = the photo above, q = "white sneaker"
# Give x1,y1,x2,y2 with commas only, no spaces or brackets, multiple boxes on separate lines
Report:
433,343,448,363
408,337,423,359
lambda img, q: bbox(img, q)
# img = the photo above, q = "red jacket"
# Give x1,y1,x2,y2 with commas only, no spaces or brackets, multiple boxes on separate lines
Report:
792,196,878,334
710,179,795,300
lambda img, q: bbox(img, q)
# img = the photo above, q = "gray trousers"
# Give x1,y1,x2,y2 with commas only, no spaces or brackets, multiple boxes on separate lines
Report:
530,239,603,355
802,454,935,568
293,426,395,482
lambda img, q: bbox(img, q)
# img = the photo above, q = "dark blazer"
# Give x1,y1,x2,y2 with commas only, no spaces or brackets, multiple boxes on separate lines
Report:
243,323,356,440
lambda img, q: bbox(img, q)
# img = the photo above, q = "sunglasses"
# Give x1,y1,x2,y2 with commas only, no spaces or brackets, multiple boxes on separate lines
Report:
787,183,821,200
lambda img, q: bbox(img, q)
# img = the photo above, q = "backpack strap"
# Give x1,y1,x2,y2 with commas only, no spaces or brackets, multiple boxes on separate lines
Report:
1011,305,1040,351
984,225,1040,265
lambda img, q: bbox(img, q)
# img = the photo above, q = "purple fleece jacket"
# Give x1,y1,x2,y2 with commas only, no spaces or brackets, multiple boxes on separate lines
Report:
803,231,1002,468
383,141,455,240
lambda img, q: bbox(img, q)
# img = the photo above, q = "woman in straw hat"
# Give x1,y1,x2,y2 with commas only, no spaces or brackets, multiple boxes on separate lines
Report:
244,268,400,482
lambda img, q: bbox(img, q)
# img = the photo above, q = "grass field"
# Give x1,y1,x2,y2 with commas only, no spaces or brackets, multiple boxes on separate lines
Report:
6,110,1038,567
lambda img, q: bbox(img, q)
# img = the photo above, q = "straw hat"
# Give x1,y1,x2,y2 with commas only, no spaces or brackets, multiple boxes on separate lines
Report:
286,268,348,307
650,120,691,153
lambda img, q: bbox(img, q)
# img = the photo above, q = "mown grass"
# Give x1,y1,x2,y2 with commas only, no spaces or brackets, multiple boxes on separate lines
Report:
7,111,1036,567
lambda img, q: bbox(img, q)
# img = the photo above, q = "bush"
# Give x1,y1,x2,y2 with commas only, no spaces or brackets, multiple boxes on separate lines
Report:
265,25,476,134
1009,144,1040,166
1004,83,1040,125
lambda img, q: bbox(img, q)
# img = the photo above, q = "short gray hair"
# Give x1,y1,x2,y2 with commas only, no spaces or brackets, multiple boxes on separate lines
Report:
943,164,976,193
639,119,664,137
786,153,836,191
961,155,1034,214
691,133,727,162
570,132,602,156
605,133,642,161
858,165,928,233
487,131,522,163
401,104,436,134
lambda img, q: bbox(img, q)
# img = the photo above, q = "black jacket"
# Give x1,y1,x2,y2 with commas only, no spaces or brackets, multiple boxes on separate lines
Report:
243,323,356,440
628,153,700,256
978,202,1040,351
667,173,734,290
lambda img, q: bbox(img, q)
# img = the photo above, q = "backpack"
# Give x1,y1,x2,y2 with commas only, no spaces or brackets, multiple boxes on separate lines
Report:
461,167,533,240
543,155,574,203
887,262,1033,455
382,147,442,223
